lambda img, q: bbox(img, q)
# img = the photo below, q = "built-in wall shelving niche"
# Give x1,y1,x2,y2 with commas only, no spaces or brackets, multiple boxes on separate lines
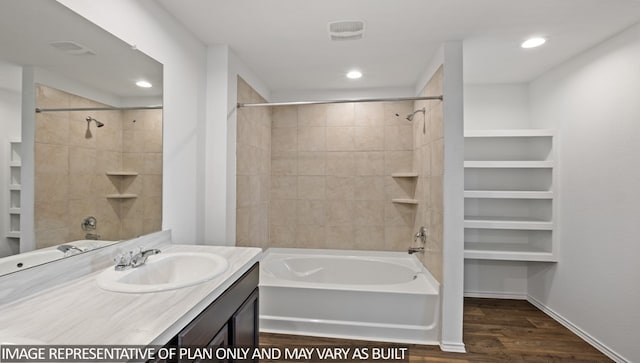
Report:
391,198,419,205
106,171,139,176
391,172,418,178
6,141,21,240
106,194,138,199
463,129,558,263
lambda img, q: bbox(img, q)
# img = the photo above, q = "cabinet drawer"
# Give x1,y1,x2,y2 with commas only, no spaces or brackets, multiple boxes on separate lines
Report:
178,264,258,347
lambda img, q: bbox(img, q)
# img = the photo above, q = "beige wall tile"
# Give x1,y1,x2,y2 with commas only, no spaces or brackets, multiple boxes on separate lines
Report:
326,103,355,126
385,125,413,150
298,104,326,127
298,127,326,151
354,126,384,151
354,151,385,176
326,152,355,176
271,151,297,175
272,127,298,153
430,176,443,213
270,224,297,247
384,225,412,251
326,176,354,200
355,103,384,127
354,176,385,201
69,146,97,174
35,172,69,202
142,218,162,236
271,176,297,200
35,143,68,174
326,200,354,226
68,112,97,148
326,225,354,249
271,200,297,226
296,225,326,248
384,150,413,174
385,202,416,227
123,153,144,172
326,127,354,151
297,176,325,200
35,228,69,249
96,150,122,174
35,201,67,231
144,153,163,175
36,84,70,109
272,106,298,128
143,196,162,220
431,138,444,176
298,152,326,175
354,200,384,226
297,200,326,225
354,225,385,250
36,113,69,145
385,176,417,200
122,130,145,152
384,101,413,126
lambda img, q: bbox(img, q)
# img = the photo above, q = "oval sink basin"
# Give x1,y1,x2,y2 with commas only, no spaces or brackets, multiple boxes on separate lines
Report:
96,252,229,293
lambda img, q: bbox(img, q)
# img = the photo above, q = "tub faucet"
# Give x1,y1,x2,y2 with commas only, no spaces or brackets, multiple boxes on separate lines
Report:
114,247,161,270
408,246,425,254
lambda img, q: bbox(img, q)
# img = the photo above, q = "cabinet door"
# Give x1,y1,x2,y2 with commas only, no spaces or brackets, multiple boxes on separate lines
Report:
196,325,229,363
230,288,258,362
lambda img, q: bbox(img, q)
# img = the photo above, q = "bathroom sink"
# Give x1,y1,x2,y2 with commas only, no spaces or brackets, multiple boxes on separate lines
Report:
96,252,229,293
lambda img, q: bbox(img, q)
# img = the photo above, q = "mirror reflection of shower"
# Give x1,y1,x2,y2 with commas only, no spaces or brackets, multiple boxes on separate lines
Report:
396,107,426,133
85,116,104,138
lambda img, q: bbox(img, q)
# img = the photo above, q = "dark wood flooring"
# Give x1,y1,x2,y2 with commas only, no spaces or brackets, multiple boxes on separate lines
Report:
260,298,612,362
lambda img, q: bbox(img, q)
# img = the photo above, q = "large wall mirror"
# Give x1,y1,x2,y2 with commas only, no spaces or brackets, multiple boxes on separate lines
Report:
0,0,163,276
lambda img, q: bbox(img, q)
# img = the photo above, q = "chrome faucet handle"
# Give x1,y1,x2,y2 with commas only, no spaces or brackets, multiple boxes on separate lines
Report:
414,226,428,244
130,247,161,268
114,251,132,270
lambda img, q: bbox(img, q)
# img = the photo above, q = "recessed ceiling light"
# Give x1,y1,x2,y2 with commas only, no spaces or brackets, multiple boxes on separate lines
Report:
346,70,362,79
521,37,547,49
136,80,152,88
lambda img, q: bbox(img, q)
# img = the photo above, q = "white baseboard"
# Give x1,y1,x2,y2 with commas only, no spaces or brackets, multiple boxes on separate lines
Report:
440,341,466,353
527,296,629,363
464,290,527,300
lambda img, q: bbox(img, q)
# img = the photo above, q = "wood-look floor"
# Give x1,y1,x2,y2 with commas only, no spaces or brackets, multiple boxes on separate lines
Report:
260,298,612,362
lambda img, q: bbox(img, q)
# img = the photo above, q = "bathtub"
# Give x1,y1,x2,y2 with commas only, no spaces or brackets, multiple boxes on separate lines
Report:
259,248,440,345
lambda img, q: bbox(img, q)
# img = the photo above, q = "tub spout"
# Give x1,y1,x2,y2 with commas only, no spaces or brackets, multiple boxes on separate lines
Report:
408,247,425,254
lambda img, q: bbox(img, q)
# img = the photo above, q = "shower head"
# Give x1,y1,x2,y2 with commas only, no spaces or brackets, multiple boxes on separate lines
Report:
86,116,104,128
406,107,426,121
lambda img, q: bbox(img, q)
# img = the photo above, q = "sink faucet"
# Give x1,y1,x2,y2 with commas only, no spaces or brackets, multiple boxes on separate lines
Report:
114,248,161,271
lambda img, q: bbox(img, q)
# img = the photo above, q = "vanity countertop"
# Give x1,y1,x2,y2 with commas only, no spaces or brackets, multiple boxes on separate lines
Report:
0,244,262,345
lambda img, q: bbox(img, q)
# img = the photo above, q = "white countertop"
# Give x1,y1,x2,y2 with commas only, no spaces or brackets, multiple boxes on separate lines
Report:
0,244,262,345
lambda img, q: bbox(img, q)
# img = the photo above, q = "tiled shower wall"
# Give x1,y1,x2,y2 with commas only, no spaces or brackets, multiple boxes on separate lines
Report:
413,66,444,282
236,78,271,249
269,101,417,251
34,85,162,248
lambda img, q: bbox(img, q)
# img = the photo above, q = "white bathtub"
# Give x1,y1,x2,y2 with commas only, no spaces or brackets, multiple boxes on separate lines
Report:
259,248,440,345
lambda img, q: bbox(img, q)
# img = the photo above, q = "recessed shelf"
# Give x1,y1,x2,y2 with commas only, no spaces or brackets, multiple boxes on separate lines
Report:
392,198,418,205
464,242,557,262
9,162,21,167
106,171,139,176
464,216,553,230
9,184,21,191
464,161,554,168
106,194,138,199
464,190,553,199
6,231,20,238
9,208,21,214
464,129,555,138
391,172,418,178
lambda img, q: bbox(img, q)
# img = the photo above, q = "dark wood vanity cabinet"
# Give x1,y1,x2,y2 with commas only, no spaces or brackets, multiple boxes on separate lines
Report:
151,263,259,363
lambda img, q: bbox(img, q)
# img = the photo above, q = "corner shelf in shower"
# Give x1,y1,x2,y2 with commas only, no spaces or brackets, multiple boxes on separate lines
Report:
106,194,138,199
463,129,558,262
106,171,139,176
391,172,418,178
391,198,418,205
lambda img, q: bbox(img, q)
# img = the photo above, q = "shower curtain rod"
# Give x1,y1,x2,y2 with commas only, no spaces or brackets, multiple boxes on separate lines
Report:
35,106,163,113
237,95,443,108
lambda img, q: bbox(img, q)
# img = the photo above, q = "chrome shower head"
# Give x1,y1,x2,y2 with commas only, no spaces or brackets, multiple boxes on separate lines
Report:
86,116,104,128
406,107,426,121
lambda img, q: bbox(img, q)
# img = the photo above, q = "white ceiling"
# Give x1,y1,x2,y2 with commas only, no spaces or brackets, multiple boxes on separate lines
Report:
0,0,163,99
157,0,640,91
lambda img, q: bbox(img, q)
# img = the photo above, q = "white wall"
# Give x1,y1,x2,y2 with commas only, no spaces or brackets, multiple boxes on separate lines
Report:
464,84,530,129
204,45,271,246
57,0,208,244
529,22,640,363
462,83,531,298
0,87,21,257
